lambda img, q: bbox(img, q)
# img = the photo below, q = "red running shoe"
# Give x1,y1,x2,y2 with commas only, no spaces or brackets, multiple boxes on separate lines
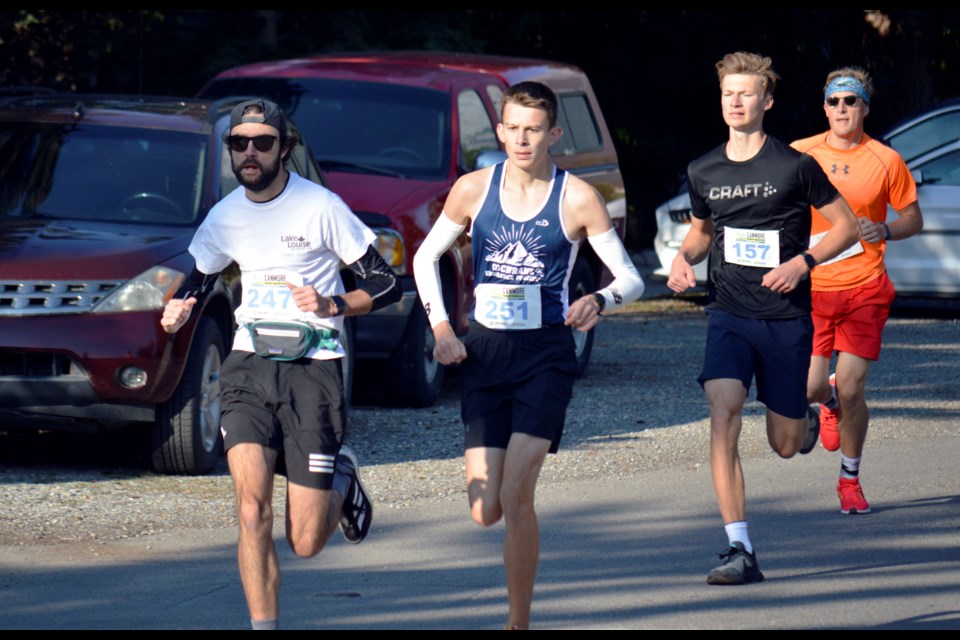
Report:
820,373,841,452
837,477,871,514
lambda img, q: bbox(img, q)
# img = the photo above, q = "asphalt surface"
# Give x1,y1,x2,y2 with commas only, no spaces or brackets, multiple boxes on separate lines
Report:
1,251,958,630
1,432,958,630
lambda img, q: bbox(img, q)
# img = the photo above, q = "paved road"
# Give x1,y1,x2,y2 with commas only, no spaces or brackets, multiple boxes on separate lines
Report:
1,251,957,630
1,430,958,630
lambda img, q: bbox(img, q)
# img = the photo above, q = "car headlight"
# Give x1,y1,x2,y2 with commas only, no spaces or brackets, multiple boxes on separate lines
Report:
374,228,406,275
92,266,186,313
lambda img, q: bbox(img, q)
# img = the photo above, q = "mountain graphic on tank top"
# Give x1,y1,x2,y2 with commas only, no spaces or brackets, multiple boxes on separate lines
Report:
483,224,547,283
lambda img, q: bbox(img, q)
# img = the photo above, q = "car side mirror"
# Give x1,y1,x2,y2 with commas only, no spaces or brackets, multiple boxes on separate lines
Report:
474,150,508,170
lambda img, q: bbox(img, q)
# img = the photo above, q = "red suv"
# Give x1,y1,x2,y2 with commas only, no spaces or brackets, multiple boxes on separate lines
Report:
198,51,629,408
0,92,327,474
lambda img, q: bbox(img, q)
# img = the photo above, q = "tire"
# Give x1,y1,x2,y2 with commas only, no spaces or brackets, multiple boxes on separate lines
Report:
151,316,225,475
569,257,596,378
340,315,356,407
381,299,444,408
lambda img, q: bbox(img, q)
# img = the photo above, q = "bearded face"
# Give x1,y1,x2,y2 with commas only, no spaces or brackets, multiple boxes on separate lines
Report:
231,148,283,192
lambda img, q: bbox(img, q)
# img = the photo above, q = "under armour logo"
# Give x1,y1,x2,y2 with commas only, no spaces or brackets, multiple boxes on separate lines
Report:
831,164,850,175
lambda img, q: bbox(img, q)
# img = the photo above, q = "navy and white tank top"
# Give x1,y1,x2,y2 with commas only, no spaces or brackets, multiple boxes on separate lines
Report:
469,162,578,328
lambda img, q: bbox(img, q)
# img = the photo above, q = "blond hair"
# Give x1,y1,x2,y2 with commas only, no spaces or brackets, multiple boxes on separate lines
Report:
716,51,780,97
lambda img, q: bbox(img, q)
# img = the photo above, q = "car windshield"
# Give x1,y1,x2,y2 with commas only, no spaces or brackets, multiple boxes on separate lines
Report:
0,123,207,224
200,77,451,181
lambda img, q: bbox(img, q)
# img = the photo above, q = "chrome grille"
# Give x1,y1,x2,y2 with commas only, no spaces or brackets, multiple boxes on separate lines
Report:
0,280,123,316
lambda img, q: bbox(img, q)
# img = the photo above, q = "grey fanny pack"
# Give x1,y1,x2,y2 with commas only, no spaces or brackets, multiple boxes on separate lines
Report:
246,320,339,361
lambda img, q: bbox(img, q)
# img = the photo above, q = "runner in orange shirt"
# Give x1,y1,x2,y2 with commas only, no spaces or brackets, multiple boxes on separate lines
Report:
791,67,923,514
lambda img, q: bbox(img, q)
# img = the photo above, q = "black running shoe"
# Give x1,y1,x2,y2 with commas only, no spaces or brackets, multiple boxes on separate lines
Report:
799,405,820,455
336,445,372,544
706,542,765,585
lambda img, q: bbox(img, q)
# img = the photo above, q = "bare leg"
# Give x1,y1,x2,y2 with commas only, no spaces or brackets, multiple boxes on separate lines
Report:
465,434,551,630
500,434,551,630
228,443,280,621
834,352,872,458
285,480,341,558
807,354,832,405
704,379,748,524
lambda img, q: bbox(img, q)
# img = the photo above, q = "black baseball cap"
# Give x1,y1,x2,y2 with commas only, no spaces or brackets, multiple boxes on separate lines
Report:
229,98,287,136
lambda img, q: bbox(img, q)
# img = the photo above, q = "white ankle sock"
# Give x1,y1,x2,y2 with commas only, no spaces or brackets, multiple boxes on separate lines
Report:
724,521,752,553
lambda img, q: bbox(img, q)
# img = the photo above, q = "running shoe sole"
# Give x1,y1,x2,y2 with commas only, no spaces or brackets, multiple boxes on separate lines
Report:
337,445,373,543
799,405,820,455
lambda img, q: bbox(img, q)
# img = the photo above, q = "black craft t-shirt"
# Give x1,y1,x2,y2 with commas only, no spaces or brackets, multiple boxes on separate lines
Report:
687,136,840,319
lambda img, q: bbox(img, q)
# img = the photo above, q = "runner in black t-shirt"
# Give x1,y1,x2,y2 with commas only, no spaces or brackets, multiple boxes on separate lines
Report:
668,52,860,586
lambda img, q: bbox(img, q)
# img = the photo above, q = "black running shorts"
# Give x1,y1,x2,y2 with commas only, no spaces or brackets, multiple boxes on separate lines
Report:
460,321,577,454
219,351,345,489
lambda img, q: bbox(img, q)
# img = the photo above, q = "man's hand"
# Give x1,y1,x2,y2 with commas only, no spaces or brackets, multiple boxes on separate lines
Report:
564,294,602,333
859,217,886,244
667,255,698,293
286,282,338,318
761,255,808,293
432,321,467,365
160,297,197,334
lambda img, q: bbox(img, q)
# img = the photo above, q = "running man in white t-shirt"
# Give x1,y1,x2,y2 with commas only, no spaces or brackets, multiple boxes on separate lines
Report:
161,99,401,630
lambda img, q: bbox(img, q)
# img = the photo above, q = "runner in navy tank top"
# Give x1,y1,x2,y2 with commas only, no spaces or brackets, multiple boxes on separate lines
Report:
470,162,575,328
413,81,644,629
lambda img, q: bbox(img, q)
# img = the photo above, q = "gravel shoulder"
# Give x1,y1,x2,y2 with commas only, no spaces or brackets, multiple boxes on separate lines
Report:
1,294,958,549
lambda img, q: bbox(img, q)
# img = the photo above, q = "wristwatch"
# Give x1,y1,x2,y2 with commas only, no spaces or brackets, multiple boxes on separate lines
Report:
330,295,347,317
592,292,606,314
801,252,817,271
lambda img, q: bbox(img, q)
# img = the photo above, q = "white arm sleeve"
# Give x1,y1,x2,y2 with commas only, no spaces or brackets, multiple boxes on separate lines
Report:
587,227,645,309
413,213,467,329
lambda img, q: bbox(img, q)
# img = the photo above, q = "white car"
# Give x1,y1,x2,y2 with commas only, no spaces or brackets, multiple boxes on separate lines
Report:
884,140,960,296
651,185,707,284
652,98,960,296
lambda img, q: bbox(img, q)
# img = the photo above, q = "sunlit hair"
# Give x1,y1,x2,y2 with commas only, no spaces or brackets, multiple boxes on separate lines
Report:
501,81,558,128
716,51,780,98
824,66,874,101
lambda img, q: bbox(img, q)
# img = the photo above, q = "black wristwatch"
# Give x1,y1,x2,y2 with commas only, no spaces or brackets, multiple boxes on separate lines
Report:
592,292,606,314
801,252,817,271
330,295,347,317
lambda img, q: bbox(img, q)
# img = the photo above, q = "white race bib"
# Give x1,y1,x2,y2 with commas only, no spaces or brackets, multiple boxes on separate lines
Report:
475,283,542,330
723,227,780,268
240,270,303,320
808,230,864,266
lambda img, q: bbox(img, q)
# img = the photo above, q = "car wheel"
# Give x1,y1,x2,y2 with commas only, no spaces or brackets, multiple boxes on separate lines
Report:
340,315,355,406
152,316,225,475
381,299,443,408
569,257,596,378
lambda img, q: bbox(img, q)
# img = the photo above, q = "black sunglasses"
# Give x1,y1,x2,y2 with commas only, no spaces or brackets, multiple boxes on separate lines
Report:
226,134,279,153
826,95,862,108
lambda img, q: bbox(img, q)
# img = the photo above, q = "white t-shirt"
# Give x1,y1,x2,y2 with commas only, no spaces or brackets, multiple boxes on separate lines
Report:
189,171,375,359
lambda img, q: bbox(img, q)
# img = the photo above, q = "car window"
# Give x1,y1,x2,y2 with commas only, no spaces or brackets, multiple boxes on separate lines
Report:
886,110,960,163
915,148,960,186
200,77,451,181
486,85,504,121
457,89,498,172
550,92,602,157
0,123,206,224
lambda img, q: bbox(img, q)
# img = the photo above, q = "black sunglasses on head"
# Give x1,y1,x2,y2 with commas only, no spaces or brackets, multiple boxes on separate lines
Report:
826,95,862,108
226,134,280,153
